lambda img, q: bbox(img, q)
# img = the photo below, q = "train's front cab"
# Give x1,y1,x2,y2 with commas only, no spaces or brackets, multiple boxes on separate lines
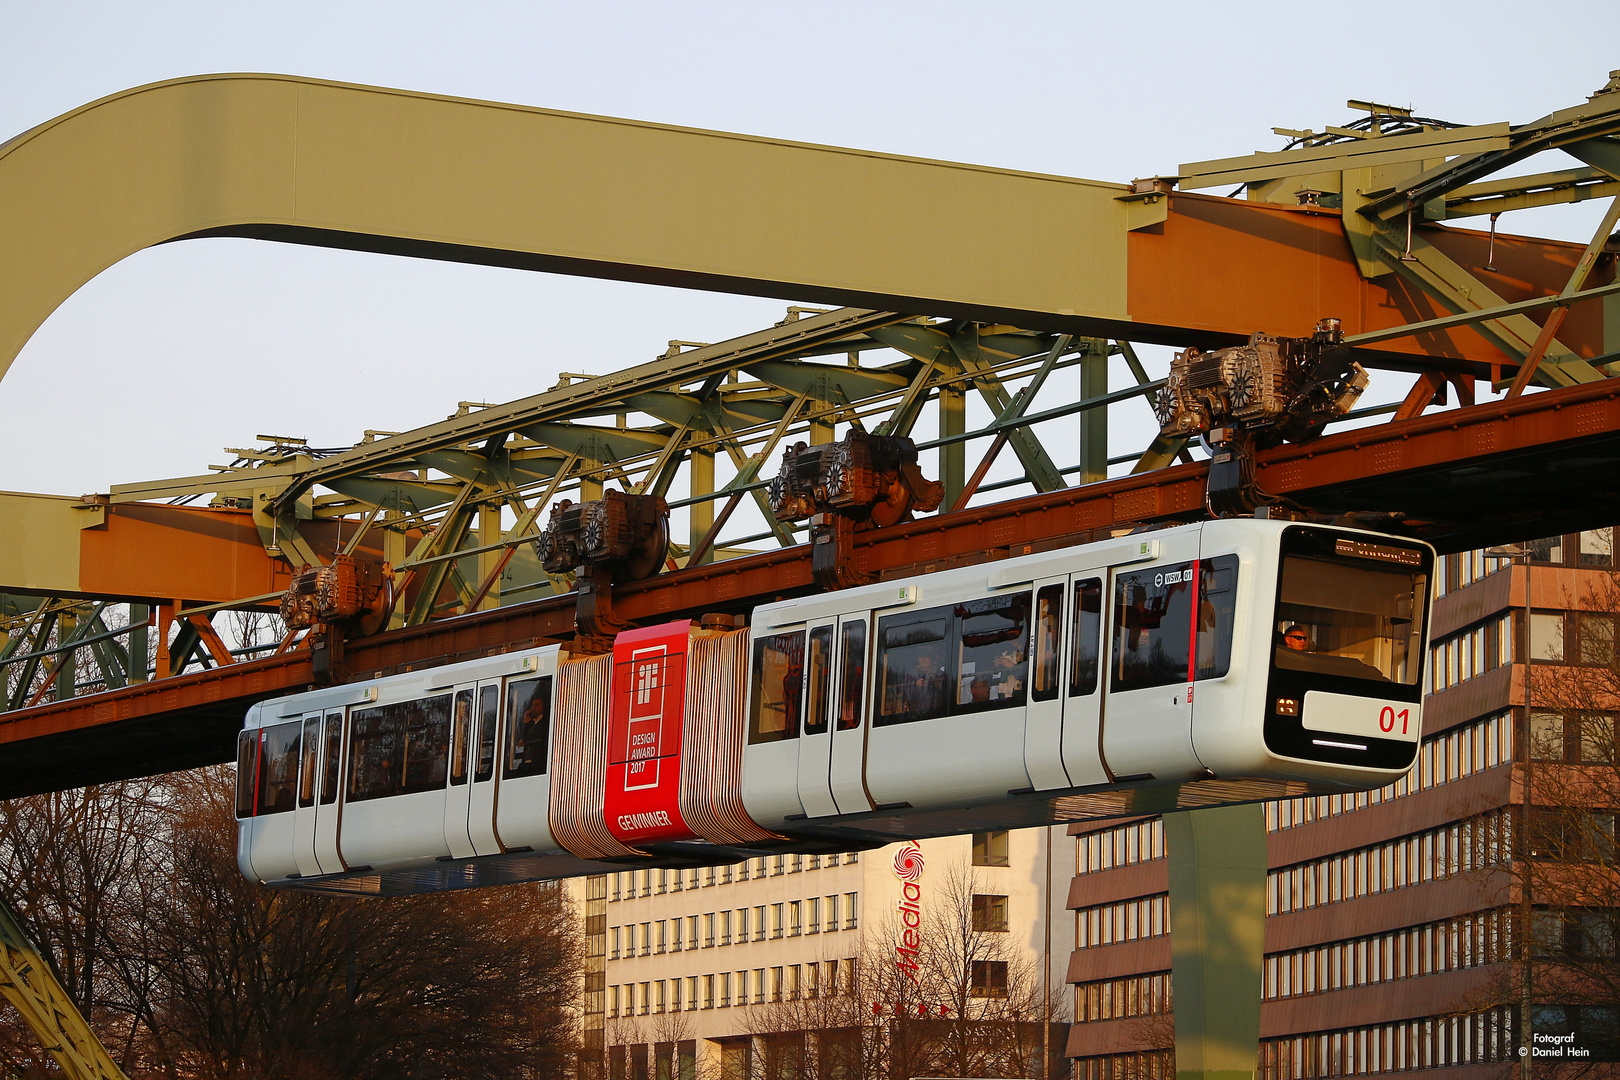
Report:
1190,520,1433,788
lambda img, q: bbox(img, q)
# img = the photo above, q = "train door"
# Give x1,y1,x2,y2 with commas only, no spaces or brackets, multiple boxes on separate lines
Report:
795,621,839,818
442,685,478,860
827,616,873,814
1023,578,1072,791
313,710,345,873
465,681,505,855
1059,575,1109,788
1101,529,1208,782
291,713,323,877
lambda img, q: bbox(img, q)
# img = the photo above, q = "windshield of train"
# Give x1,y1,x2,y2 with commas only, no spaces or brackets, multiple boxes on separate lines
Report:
1274,536,1428,686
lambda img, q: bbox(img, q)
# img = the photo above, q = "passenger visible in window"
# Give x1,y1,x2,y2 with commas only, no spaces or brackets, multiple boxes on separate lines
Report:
1282,624,1311,652
904,651,949,715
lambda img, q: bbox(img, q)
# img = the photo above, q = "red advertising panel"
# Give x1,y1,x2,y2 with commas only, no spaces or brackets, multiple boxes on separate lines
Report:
603,621,697,846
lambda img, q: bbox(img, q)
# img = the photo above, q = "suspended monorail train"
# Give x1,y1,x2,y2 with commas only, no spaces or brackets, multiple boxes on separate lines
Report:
236,519,1433,894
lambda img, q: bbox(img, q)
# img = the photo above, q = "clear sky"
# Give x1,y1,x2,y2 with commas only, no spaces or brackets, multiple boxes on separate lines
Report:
1,1,1615,496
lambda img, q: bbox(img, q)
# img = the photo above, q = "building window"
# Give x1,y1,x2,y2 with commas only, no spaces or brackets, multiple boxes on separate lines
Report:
611,873,622,901
610,926,621,959
846,850,860,864
1531,613,1565,661
641,922,652,956
639,981,651,1015
1580,529,1614,567
656,920,666,954
754,905,767,941
609,984,620,1018
825,895,840,931
772,966,785,1001
720,910,732,946
735,907,748,941
789,901,802,936
773,855,786,876
972,894,1009,932
845,893,859,929
1530,535,1564,564
789,964,802,1000
671,918,682,951
656,980,666,1013
719,972,731,1008
686,975,698,1011
807,896,821,934
969,960,1008,997
705,913,716,947
754,968,766,1004
686,915,699,950
1581,614,1616,665
973,830,1010,866
656,869,667,894
703,974,714,1009
772,903,784,938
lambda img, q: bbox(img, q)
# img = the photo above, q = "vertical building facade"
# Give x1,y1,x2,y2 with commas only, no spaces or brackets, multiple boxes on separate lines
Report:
584,827,1073,1078
1065,530,1620,1078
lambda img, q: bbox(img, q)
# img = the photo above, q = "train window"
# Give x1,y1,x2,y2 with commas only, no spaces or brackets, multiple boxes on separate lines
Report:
450,690,473,786
837,621,867,731
346,694,453,802
1069,579,1102,697
475,685,499,782
749,631,805,744
805,627,834,736
321,712,342,805
1113,557,1239,694
877,608,951,723
255,721,302,815
1274,539,1428,686
298,716,319,808
1197,556,1239,680
1032,586,1063,702
505,676,553,779
956,593,1031,713
234,730,259,818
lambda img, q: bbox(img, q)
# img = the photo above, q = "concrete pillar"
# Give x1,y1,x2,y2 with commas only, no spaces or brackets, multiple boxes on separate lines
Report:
1165,802,1267,1080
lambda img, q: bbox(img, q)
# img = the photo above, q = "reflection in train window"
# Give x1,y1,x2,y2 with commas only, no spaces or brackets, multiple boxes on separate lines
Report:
1069,579,1102,697
837,621,867,731
475,686,499,782
256,721,302,815
877,608,951,723
876,593,1032,725
450,690,473,786
749,632,805,744
1113,557,1239,694
235,731,258,818
1274,549,1426,685
1032,585,1063,702
321,713,342,805
347,694,453,802
956,594,1031,712
298,716,319,808
505,676,553,779
805,627,834,736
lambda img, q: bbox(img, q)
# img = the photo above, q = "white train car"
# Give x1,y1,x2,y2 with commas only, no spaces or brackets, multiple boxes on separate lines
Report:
236,518,1432,894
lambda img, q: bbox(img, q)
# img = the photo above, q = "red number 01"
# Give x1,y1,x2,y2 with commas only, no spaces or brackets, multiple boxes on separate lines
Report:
1378,707,1411,735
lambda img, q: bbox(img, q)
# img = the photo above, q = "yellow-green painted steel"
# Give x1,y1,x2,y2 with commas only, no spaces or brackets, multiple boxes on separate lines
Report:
1165,803,1269,1080
0,493,101,596
0,73,1136,382
0,893,127,1080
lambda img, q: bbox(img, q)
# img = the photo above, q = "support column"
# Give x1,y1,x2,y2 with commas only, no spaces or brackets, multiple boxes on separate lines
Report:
154,602,177,679
127,604,148,684
1165,803,1267,1080
53,609,76,701
1079,340,1110,484
477,503,501,611
938,384,965,510
689,448,715,566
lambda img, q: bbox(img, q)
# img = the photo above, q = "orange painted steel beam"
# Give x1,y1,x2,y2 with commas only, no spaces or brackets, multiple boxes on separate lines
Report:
12,378,1620,796
1126,194,1611,367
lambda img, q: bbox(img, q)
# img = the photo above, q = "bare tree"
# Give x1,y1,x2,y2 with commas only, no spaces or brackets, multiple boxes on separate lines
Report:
740,865,1068,1080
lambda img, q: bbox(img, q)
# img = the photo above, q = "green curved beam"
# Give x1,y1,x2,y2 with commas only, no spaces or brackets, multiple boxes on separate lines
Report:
0,73,1135,381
